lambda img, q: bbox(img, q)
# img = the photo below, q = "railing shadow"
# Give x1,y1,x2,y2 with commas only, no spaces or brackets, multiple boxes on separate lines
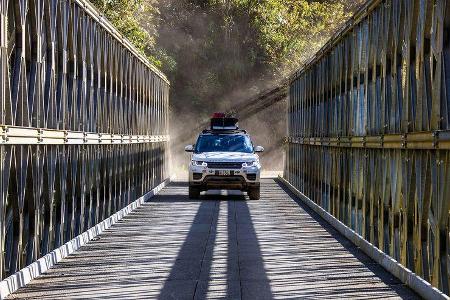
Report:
274,178,416,297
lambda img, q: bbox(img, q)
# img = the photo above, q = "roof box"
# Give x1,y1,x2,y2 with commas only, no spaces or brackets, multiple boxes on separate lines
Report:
210,113,239,130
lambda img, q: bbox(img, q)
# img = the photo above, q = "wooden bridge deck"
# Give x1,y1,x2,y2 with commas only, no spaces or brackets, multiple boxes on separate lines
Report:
9,179,417,299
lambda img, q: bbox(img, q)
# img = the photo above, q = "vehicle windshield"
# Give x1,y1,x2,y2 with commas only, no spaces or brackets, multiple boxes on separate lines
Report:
195,134,254,153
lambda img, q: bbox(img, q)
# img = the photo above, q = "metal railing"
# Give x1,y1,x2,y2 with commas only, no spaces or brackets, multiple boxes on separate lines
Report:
285,0,449,295
0,0,169,279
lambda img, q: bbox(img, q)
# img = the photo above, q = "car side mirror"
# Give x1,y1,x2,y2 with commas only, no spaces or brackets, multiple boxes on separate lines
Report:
255,146,264,153
185,145,194,152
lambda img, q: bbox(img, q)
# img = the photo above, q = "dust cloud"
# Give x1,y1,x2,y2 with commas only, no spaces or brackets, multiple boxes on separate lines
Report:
168,81,287,177
154,0,289,176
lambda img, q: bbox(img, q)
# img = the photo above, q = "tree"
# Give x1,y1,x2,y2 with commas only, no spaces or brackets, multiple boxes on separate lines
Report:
91,0,164,67
92,0,365,171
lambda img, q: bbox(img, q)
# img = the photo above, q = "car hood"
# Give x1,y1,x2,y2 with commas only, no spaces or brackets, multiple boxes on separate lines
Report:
192,152,259,162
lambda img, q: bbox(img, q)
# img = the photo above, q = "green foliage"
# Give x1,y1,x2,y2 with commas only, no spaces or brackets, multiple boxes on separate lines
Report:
91,0,364,170
154,0,363,171
91,0,359,77
157,0,357,111
250,0,349,71
91,0,165,66
202,0,350,74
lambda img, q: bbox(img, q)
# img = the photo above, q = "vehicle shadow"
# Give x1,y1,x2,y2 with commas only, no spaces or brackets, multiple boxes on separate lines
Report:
157,182,273,299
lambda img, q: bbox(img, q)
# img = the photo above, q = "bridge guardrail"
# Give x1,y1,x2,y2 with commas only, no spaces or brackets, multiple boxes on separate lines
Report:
285,0,449,296
0,0,169,279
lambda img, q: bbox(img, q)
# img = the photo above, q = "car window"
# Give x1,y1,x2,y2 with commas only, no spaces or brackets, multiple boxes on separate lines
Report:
195,135,254,153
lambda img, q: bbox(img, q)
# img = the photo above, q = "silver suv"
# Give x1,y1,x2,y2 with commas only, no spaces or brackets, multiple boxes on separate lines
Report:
185,114,263,199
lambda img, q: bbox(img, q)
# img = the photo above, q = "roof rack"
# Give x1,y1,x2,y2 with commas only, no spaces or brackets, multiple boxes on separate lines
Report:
201,129,247,134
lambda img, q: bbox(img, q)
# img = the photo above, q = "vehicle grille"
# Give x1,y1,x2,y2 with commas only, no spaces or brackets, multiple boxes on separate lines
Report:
205,175,245,183
207,162,243,169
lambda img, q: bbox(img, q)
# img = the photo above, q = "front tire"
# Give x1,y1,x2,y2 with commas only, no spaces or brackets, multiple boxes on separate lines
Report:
248,187,260,200
189,186,201,199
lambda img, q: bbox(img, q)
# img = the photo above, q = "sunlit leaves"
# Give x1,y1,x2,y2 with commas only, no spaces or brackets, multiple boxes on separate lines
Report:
91,0,162,65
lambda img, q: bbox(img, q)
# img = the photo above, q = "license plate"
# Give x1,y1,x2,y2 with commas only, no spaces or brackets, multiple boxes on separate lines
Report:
217,170,231,176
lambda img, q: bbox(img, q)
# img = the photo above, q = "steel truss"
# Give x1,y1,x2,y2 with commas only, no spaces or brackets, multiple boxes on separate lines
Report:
286,0,450,294
0,0,170,279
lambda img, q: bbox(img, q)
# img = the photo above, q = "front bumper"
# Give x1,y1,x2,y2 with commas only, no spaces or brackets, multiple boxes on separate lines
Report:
189,165,260,191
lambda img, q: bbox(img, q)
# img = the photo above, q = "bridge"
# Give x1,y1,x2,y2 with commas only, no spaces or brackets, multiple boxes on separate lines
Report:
0,0,448,299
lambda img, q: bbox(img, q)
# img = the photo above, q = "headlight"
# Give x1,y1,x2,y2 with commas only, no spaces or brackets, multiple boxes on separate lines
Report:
192,160,207,167
242,161,258,168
